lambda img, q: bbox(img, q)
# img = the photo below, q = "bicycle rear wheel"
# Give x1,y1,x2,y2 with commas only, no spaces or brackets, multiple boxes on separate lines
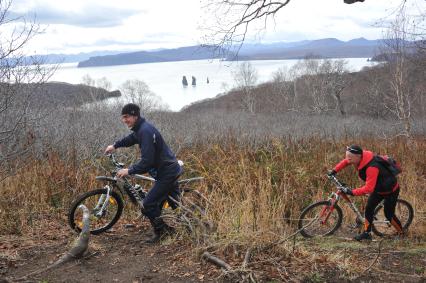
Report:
68,188,124,235
161,188,210,232
371,199,414,237
181,188,209,216
298,201,343,238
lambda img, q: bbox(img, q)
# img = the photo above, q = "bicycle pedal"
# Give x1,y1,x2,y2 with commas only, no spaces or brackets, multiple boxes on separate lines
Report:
124,223,136,229
347,223,362,229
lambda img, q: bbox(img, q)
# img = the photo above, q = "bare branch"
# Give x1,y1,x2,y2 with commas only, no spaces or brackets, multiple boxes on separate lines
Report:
201,0,290,58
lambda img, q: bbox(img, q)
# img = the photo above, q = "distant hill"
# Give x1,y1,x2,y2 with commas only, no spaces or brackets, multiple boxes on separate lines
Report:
75,38,383,68
29,51,128,64
20,82,121,108
77,46,223,68
21,48,167,65
234,38,383,60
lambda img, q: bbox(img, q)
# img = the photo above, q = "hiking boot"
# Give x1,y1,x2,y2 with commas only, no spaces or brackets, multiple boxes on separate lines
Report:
354,232,372,241
145,218,175,244
393,229,408,240
145,230,162,243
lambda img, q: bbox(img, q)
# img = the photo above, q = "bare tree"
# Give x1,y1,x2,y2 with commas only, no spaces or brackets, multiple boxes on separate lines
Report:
81,75,112,91
381,8,416,137
96,77,112,91
119,79,168,113
290,57,349,114
81,74,96,87
201,0,374,56
201,0,290,57
355,67,389,118
271,66,295,110
320,59,350,116
233,61,258,113
80,74,114,106
0,0,53,180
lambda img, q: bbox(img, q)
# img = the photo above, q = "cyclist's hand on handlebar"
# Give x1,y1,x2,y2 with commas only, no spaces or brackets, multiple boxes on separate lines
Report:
116,168,129,178
327,169,337,177
339,186,354,196
105,145,116,154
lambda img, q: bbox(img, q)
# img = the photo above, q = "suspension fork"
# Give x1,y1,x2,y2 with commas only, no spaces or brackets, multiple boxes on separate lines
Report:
320,193,339,224
94,185,113,217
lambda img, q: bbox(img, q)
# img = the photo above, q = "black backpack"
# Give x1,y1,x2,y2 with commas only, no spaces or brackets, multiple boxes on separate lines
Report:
375,155,402,176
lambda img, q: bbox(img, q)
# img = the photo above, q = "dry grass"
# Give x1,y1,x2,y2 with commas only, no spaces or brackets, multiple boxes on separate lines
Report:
1,136,425,280
2,137,424,237
185,137,425,240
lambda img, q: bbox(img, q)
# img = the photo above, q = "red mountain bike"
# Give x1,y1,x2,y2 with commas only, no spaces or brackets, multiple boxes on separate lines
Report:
298,174,414,238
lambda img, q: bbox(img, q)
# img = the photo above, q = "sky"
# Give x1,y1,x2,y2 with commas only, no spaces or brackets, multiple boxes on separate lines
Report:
5,0,426,55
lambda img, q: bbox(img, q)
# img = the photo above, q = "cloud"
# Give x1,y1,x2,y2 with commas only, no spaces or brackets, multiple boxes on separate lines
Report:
9,3,144,27
9,0,425,55
92,34,182,46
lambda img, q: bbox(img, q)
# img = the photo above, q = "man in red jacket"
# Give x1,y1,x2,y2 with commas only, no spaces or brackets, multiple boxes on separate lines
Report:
329,145,404,241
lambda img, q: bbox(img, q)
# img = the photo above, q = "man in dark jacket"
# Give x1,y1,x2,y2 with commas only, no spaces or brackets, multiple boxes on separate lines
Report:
105,103,182,243
328,145,404,241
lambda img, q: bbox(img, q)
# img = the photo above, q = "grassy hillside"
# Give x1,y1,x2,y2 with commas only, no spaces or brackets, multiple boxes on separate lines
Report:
2,137,425,236
1,137,425,281
1,52,425,282
183,63,426,119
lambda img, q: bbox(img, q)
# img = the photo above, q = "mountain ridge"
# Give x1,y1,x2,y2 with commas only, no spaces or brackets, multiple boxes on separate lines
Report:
29,38,386,67
76,38,384,67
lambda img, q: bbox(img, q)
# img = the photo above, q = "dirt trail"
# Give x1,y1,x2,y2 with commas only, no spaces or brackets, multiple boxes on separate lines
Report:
1,224,216,283
1,221,425,282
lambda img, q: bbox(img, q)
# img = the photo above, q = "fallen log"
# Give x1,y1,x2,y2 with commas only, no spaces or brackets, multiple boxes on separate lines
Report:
202,251,231,271
14,205,91,281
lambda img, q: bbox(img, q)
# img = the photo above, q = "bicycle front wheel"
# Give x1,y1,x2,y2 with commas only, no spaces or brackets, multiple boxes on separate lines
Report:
298,201,343,238
371,199,414,237
68,188,124,235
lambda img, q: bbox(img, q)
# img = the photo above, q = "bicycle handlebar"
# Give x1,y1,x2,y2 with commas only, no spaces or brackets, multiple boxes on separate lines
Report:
106,154,199,184
327,174,349,191
107,154,125,169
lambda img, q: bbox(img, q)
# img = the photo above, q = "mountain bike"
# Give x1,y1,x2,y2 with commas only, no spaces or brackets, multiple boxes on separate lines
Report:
68,154,208,235
298,174,414,238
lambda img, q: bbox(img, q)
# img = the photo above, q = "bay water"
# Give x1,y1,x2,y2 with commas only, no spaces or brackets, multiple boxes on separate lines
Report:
50,58,376,111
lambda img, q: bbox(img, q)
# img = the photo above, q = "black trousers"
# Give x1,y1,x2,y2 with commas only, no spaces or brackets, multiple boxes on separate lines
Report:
364,189,400,232
142,171,180,221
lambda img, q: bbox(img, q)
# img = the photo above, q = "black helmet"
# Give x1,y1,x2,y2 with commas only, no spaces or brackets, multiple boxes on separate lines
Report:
346,145,363,155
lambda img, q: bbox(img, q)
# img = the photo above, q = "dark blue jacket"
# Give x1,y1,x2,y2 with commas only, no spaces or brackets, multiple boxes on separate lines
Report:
114,117,181,179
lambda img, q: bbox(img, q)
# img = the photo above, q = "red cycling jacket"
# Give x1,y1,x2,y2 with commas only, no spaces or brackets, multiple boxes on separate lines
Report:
334,150,399,196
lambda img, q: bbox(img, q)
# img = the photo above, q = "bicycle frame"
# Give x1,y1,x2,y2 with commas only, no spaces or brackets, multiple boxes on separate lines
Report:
326,175,364,224
92,154,204,218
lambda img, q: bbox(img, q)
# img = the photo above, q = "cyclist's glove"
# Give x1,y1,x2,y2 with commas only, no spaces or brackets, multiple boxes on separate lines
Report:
340,186,354,196
148,168,158,179
327,169,337,177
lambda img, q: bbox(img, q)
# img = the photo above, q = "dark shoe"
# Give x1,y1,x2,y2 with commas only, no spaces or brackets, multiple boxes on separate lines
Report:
144,218,174,244
394,229,408,239
354,232,372,241
145,218,165,243
145,230,162,243
164,223,175,235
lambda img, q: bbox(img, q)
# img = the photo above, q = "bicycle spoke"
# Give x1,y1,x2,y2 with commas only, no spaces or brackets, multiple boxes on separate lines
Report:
71,191,122,233
298,201,342,238
372,200,413,237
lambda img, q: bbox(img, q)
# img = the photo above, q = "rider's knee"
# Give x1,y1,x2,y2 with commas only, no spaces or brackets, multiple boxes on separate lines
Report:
141,201,157,217
384,211,395,221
